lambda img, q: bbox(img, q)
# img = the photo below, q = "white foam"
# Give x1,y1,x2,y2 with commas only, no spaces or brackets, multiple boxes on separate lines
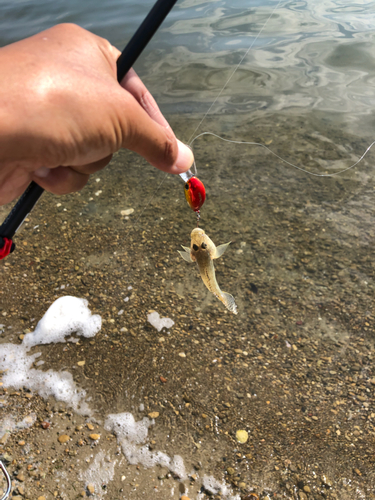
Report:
147,311,174,332
0,296,102,415
0,413,36,443
23,296,101,348
78,450,116,498
0,343,91,415
202,476,241,500
104,412,186,479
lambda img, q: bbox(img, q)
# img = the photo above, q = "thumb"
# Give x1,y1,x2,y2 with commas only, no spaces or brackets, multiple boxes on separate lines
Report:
116,90,194,174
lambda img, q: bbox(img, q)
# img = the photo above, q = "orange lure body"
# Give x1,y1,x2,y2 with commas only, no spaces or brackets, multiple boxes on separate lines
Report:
184,177,206,212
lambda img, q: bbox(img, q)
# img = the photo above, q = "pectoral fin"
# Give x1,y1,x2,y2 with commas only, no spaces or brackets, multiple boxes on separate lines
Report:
213,242,231,259
178,246,193,263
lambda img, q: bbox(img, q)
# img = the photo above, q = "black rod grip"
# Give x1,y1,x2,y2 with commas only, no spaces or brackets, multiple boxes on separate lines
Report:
0,181,44,239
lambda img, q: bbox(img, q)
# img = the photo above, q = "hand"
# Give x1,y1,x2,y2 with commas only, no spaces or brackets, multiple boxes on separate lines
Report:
0,23,194,205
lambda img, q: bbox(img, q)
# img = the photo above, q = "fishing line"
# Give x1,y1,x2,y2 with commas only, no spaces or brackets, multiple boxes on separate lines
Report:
190,132,375,178
127,0,285,225
187,0,283,147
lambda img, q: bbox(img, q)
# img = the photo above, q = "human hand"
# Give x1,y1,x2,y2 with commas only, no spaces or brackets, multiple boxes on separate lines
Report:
0,24,194,205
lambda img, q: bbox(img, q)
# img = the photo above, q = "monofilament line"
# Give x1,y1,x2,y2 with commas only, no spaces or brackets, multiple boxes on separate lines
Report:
187,0,283,146
190,132,375,177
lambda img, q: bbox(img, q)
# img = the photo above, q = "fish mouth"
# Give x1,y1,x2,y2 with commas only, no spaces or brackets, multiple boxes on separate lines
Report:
191,228,205,237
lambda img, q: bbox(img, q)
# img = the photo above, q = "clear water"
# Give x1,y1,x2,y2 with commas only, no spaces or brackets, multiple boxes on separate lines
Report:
1,1,375,498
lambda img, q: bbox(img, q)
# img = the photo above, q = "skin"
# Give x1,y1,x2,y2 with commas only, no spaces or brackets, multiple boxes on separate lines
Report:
0,23,194,206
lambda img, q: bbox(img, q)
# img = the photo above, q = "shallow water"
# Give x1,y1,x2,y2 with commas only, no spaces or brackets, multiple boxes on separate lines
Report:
1,1,375,499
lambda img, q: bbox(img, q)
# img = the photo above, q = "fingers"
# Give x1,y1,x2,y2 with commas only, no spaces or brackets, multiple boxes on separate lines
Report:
32,155,112,195
114,86,194,174
32,166,89,195
121,69,169,128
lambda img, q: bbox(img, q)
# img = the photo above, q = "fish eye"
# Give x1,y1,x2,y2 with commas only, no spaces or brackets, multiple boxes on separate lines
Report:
201,242,207,249
193,244,199,251
184,183,189,190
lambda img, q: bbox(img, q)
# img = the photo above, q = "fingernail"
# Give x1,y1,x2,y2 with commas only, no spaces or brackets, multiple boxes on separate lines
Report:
34,166,51,178
175,140,194,173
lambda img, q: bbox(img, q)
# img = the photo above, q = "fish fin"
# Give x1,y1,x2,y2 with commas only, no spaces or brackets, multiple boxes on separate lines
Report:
221,291,238,315
181,245,191,253
213,242,231,259
178,248,193,263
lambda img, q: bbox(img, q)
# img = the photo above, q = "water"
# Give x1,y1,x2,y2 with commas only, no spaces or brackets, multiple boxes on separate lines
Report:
1,1,375,499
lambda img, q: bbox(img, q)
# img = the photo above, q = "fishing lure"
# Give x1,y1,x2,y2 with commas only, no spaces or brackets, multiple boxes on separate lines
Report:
184,176,206,212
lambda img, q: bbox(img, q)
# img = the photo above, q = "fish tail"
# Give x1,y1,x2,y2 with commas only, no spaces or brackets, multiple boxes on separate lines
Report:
220,292,238,315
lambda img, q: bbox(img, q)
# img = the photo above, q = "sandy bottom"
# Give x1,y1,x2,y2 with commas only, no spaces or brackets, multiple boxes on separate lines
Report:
1,112,375,499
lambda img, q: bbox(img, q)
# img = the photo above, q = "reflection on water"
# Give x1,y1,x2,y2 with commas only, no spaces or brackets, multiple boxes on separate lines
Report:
1,0,375,498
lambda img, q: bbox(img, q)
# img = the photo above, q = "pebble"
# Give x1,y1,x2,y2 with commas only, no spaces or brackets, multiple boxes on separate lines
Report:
58,434,70,443
121,208,134,216
87,484,95,494
37,497,46,500
181,496,191,500
148,412,159,419
77,361,85,366
321,475,332,488
236,429,249,443
227,467,235,475
89,434,100,440
86,423,95,430
17,472,25,482
178,352,186,358
303,485,311,493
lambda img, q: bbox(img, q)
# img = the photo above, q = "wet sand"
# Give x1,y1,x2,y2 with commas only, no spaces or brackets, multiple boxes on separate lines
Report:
1,113,375,499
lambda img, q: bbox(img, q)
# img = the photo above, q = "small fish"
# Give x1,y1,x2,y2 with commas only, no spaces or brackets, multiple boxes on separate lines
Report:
184,177,206,212
178,228,237,314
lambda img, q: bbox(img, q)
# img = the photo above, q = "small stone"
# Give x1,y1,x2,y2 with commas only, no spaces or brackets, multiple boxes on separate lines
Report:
37,497,46,500
89,434,100,441
17,486,25,496
77,361,85,366
227,467,235,475
181,496,191,500
121,208,134,216
86,423,95,430
298,493,307,500
18,440,26,446
255,308,261,315
76,425,83,431
239,482,247,489
58,434,70,443
17,472,25,482
178,352,186,358
321,475,332,488
41,421,50,429
303,485,311,493
236,430,249,444
87,484,95,494
148,412,159,419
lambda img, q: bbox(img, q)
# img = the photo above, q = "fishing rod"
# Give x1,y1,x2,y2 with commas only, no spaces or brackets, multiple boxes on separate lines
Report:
0,0,195,260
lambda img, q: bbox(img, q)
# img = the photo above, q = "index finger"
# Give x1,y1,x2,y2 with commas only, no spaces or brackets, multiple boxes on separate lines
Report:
120,68,170,128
